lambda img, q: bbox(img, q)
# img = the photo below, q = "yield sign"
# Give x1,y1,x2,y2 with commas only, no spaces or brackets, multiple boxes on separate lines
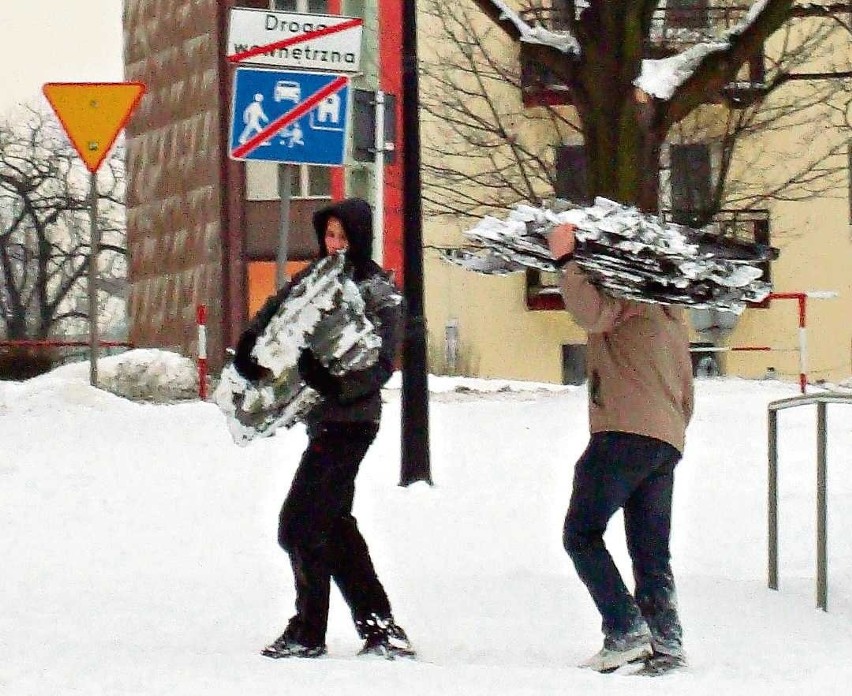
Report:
42,82,146,173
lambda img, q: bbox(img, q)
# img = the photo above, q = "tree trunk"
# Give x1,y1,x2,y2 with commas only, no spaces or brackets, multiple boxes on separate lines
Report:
570,6,667,213
579,88,666,213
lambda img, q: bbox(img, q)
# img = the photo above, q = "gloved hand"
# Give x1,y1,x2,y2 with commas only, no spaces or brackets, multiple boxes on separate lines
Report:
297,349,341,397
232,330,268,382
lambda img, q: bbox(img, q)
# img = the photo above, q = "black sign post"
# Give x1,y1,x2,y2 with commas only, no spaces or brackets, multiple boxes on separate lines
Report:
399,0,432,486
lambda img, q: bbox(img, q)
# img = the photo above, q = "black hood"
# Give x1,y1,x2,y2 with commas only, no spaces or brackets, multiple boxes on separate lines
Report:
313,197,374,267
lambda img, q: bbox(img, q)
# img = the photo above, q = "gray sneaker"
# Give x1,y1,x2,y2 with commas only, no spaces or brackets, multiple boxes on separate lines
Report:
580,624,653,673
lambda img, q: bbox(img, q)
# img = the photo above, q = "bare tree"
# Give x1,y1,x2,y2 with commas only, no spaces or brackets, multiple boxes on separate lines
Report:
420,0,852,223
0,106,126,341
420,0,580,218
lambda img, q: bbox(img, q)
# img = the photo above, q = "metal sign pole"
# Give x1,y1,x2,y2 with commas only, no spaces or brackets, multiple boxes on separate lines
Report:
88,171,100,387
277,164,293,288
373,89,386,264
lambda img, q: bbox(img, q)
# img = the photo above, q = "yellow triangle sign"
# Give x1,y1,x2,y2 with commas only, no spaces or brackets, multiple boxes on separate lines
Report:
42,82,146,173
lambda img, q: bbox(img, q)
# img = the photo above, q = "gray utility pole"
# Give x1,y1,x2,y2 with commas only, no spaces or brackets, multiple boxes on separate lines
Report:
88,172,100,387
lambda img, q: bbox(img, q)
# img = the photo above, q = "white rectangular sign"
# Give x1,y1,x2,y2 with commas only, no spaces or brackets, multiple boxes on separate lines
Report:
227,8,363,73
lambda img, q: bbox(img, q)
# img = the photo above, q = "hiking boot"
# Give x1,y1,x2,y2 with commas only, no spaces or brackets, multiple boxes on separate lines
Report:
580,623,653,673
650,637,685,661
261,631,327,659
355,615,416,660
636,651,687,676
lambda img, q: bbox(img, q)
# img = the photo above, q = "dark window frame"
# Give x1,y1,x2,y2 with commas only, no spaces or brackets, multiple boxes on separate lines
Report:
666,0,710,30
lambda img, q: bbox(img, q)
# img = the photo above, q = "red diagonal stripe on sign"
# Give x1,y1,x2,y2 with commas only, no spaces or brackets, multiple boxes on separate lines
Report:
228,18,363,64
232,75,348,159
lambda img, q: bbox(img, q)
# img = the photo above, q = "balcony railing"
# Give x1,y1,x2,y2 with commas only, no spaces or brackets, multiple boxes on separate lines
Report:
518,4,759,44
518,4,766,107
647,5,758,48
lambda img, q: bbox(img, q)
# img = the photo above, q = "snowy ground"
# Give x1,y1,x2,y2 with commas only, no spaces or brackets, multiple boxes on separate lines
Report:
1,350,851,695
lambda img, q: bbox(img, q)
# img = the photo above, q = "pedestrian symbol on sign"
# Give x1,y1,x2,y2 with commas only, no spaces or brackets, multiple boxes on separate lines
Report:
239,93,270,145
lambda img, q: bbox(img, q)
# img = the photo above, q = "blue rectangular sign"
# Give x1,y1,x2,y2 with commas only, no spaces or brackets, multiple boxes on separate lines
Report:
229,67,350,165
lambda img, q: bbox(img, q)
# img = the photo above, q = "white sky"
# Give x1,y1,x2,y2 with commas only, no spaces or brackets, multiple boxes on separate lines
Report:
1,350,852,694
0,1,124,114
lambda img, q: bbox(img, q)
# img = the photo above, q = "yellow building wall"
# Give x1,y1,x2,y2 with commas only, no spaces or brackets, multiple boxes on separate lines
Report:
424,250,586,381
419,2,852,386
721,197,851,383
719,16,852,384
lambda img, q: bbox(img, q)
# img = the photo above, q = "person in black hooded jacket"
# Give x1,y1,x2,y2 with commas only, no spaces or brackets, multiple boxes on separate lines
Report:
232,197,413,660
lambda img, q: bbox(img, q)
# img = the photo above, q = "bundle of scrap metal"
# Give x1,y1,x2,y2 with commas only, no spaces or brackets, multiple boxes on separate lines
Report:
213,253,381,445
442,197,779,314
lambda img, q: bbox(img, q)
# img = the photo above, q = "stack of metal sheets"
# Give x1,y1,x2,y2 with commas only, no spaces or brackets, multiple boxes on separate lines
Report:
442,197,779,314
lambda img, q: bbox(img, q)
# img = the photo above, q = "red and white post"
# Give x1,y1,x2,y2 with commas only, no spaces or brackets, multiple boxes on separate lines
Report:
197,304,208,400
689,290,837,393
768,291,837,394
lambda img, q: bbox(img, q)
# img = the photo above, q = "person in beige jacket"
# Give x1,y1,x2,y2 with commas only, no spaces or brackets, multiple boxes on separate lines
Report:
547,223,694,674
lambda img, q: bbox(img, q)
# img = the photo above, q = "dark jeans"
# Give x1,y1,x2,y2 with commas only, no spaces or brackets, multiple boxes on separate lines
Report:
278,421,391,648
563,431,683,653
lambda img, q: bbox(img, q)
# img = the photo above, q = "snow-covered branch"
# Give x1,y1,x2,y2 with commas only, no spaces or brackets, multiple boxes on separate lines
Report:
467,0,580,54
661,0,797,125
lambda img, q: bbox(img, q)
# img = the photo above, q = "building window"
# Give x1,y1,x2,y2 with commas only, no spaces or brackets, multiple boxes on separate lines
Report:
666,0,709,30
526,143,589,310
670,143,712,226
247,260,310,314
749,216,772,309
554,143,590,205
526,268,565,311
290,165,332,198
245,162,332,200
272,0,329,12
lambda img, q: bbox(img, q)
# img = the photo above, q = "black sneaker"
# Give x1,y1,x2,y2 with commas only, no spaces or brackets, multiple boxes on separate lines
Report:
261,631,327,659
356,621,416,660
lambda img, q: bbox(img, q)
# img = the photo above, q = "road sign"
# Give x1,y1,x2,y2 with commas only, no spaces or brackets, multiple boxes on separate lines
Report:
42,82,145,173
227,8,363,72
229,68,350,166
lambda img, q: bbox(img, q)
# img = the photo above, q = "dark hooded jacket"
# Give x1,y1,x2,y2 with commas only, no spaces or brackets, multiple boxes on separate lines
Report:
241,197,404,426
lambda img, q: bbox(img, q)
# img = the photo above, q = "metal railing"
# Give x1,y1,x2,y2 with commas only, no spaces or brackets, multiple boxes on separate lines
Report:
519,4,758,43
767,393,852,610
518,3,766,98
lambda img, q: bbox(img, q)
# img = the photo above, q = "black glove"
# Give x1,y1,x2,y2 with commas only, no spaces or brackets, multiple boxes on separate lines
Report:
297,349,341,397
232,330,267,382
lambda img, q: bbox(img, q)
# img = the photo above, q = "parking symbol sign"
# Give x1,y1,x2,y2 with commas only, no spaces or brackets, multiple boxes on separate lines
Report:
229,67,350,165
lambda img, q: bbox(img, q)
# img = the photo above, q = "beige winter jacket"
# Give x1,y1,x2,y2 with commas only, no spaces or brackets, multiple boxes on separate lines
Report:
559,262,694,453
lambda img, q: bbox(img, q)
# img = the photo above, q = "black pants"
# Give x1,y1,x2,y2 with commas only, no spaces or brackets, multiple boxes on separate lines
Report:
563,431,683,652
278,421,391,648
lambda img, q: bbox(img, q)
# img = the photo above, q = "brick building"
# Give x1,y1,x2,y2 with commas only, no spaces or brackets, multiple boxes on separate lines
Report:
123,0,404,370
